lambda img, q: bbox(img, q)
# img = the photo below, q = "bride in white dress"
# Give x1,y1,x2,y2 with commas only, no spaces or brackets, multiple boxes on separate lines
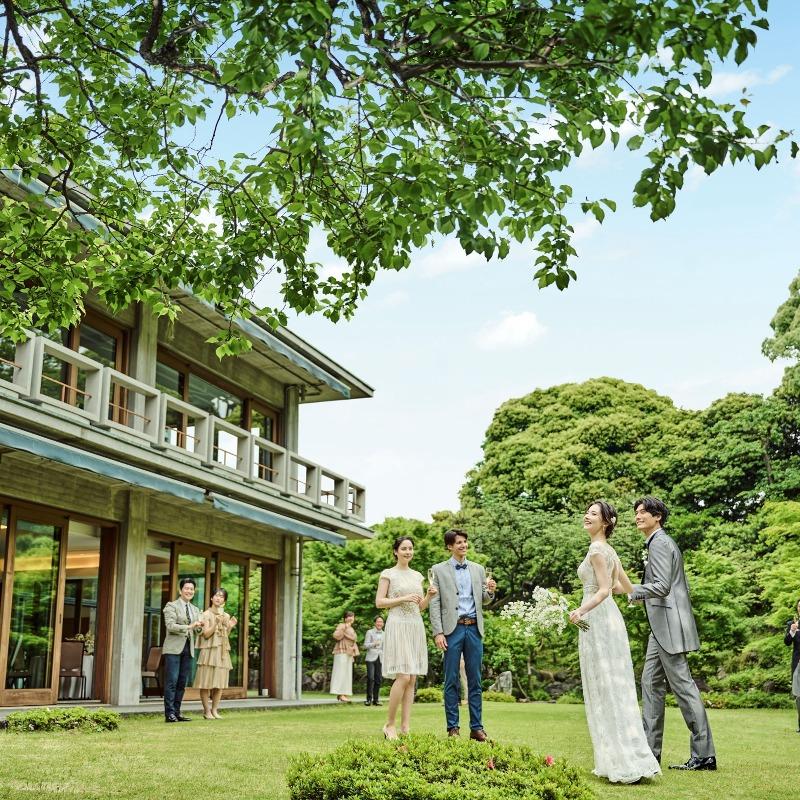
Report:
569,501,661,784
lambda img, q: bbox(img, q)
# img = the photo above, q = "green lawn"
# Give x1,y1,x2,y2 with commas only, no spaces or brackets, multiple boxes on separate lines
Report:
0,702,796,799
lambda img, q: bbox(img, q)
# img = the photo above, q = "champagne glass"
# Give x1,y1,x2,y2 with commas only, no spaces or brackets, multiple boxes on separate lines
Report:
427,567,435,586
484,567,493,590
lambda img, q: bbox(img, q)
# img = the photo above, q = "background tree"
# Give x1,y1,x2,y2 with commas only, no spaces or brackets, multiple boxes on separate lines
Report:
1,0,794,350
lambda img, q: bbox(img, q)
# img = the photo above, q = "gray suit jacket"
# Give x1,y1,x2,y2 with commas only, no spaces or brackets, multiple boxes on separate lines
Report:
429,560,492,637
630,529,700,655
162,599,202,656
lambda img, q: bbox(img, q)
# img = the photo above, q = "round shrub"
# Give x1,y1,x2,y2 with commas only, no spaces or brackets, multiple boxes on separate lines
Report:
415,687,444,703
555,690,584,705
483,691,516,703
287,735,595,800
4,707,120,732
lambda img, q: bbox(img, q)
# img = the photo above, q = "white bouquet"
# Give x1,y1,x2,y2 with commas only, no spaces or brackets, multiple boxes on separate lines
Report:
500,586,589,636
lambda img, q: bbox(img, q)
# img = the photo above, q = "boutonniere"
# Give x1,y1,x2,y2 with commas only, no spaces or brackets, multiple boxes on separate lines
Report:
641,548,649,568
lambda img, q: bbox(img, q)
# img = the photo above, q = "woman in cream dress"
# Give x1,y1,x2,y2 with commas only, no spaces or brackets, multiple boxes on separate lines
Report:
376,535,437,739
194,587,237,720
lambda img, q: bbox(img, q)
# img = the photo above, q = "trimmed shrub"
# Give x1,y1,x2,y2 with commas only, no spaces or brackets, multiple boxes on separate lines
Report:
526,689,552,702
555,690,584,704
287,735,595,800
483,691,516,703
5,706,120,732
415,687,444,703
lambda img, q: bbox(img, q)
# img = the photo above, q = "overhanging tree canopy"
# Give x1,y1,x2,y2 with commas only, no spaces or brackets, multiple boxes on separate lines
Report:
0,0,793,351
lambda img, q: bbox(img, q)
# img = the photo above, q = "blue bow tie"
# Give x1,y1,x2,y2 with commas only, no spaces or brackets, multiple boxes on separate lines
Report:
455,563,468,570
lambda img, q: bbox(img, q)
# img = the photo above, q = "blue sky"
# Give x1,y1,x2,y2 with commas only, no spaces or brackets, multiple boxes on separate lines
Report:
253,3,800,525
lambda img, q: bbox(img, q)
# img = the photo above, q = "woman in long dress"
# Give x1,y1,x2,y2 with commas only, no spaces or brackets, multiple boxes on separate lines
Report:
330,612,359,702
376,535,437,739
194,587,237,719
569,501,661,784
784,598,800,732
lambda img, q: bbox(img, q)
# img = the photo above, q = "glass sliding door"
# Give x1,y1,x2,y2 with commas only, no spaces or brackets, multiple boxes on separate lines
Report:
217,560,246,688
62,522,102,700
0,513,65,704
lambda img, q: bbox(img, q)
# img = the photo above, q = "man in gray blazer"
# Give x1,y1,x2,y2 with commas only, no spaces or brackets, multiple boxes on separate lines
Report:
429,529,496,740
628,497,716,770
162,577,204,722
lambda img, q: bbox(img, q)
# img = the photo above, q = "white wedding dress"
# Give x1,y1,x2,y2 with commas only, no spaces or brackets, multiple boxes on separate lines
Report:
577,541,661,783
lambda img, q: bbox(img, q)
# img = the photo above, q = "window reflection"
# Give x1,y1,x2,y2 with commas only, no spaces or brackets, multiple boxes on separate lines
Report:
0,338,16,384
142,538,172,666
5,519,61,690
217,561,245,686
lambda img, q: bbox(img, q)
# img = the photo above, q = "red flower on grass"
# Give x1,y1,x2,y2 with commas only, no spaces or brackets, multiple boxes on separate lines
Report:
544,755,555,767
486,758,496,770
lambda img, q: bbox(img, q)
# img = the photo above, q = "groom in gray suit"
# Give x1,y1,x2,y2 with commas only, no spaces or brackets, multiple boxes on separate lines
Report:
628,497,716,771
429,529,496,740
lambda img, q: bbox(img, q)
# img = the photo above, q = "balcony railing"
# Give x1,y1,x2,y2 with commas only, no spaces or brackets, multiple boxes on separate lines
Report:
0,333,366,522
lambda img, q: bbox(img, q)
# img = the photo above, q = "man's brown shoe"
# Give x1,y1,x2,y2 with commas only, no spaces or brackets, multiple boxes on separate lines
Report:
469,729,488,742
447,727,460,737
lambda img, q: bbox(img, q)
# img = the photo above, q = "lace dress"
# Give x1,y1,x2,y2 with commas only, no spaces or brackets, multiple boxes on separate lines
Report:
380,567,428,678
577,541,661,784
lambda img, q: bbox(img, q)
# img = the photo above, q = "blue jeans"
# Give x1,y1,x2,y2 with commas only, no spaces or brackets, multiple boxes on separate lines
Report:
443,622,483,730
163,641,192,718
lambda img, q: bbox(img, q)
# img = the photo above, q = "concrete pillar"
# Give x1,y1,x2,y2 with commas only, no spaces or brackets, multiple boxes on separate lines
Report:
275,535,300,699
284,385,300,452
129,304,158,386
109,489,148,705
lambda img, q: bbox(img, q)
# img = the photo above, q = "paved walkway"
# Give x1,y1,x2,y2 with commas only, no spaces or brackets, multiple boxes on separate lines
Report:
0,695,340,720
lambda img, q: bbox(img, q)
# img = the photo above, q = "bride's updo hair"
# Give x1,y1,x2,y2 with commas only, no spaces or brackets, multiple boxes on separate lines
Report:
589,500,617,538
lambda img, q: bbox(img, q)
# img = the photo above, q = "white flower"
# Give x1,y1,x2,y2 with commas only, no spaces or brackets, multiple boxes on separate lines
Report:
500,587,574,637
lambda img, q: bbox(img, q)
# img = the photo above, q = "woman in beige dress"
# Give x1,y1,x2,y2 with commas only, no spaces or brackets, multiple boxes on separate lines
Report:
194,587,237,719
330,612,359,702
376,535,437,739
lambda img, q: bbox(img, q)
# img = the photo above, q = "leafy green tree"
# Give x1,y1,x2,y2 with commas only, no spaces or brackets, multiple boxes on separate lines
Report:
462,377,687,513
1,1,794,350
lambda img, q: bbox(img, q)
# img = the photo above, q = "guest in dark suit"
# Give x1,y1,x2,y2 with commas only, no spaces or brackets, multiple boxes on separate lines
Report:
785,598,800,733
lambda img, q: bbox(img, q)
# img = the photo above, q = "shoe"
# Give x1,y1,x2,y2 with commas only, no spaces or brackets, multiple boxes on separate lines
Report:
364,700,372,706
175,715,192,722
372,701,382,706
469,728,488,742
669,756,716,771
447,727,460,737
165,714,178,723
382,725,398,740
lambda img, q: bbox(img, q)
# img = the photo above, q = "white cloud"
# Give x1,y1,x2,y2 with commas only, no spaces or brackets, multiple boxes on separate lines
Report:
685,164,709,192
476,311,546,351
666,362,785,410
416,238,483,278
571,217,602,242
195,207,222,232
706,64,791,97
379,290,410,308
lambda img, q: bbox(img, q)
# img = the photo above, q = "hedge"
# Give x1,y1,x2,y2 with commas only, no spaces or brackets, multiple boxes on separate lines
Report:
287,735,595,800
4,706,121,732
